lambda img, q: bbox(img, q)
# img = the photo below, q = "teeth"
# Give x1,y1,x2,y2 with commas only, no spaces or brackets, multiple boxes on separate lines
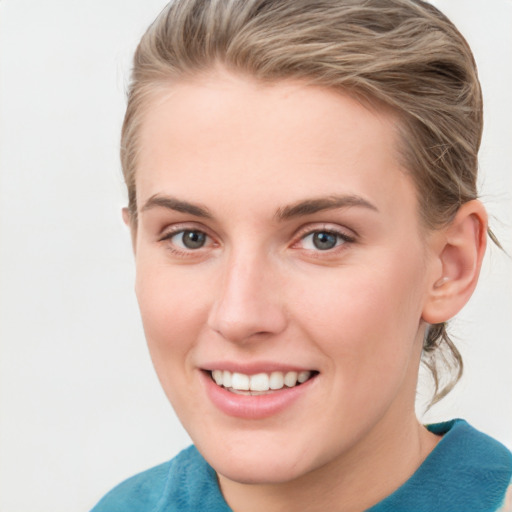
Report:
210,369,313,392
284,371,298,387
269,371,284,390
231,372,250,390
298,371,310,383
223,370,232,388
250,373,269,391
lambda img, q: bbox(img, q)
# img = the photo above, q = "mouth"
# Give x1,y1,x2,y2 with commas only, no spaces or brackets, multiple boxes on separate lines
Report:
206,369,319,395
200,366,319,419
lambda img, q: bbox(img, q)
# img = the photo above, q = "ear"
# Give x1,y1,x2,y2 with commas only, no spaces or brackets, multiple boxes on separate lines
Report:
422,200,488,324
122,207,137,255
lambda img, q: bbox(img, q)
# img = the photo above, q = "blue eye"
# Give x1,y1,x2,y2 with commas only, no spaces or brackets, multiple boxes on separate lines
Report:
301,230,347,251
170,230,208,250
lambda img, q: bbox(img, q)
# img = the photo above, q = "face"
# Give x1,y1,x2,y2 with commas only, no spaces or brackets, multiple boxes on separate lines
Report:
132,70,436,485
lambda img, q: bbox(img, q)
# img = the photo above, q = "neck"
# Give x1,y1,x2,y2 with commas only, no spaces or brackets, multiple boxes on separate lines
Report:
218,413,440,512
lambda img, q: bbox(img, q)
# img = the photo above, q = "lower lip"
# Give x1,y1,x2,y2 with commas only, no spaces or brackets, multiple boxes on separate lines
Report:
200,371,317,420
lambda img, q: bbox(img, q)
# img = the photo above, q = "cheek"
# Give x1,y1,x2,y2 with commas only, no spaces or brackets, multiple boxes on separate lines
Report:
134,261,216,420
295,256,426,382
135,260,208,369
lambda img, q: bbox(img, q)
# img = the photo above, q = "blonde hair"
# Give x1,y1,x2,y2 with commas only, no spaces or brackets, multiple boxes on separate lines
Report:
122,0,485,405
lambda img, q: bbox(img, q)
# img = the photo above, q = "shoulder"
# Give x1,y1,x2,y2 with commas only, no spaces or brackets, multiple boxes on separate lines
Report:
369,419,512,512
89,457,173,512
90,445,230,512
427,419,512,485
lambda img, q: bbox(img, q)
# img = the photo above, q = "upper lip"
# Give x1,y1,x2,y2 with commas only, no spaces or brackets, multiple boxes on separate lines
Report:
200,361,318,375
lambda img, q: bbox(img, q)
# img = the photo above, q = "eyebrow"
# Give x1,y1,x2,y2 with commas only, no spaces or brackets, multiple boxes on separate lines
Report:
140,193,378,221
141,194,213,219
275,195,378,220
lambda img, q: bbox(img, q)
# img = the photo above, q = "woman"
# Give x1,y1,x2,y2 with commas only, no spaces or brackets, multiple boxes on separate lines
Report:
91,0,512,510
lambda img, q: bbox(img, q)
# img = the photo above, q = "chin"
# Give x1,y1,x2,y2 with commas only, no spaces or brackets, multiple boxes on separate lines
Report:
198,438,317,485
216,459,309,486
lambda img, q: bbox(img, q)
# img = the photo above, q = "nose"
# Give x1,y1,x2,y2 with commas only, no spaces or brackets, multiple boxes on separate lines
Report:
207,250,288,344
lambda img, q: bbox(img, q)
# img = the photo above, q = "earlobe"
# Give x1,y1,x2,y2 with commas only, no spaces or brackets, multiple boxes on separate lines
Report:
122,207,131,227
422,200,488,324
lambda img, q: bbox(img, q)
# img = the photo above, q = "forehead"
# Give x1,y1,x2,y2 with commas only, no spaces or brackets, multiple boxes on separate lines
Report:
135,70,417,220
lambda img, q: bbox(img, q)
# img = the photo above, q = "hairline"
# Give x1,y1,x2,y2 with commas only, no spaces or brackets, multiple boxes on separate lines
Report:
125,66,427,230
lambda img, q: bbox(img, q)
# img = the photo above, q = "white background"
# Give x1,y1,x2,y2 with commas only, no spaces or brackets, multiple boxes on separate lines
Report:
0,1,510,511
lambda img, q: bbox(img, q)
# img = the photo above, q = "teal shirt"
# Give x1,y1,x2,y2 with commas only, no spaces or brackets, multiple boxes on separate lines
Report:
91,419,512,511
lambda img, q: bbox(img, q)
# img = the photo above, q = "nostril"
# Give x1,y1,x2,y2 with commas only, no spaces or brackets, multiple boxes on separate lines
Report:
208,315,284,344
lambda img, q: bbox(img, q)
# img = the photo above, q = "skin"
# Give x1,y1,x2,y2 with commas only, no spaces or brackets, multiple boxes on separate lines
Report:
127,69,487,512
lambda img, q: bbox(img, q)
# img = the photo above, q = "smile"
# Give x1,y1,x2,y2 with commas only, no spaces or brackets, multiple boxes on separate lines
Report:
201,365,319,419
210,369,315,394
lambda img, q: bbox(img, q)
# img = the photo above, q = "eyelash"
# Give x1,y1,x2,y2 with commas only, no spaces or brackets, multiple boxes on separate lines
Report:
158,224,356,257
294,226,356,254
158,226,215,257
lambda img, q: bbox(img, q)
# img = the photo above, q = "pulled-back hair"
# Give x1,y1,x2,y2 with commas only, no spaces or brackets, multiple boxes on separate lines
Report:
122,0,486,405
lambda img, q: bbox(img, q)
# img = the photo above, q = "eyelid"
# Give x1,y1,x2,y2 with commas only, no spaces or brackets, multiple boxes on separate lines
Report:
158,223,218,255
293,223,356,242
158,222,212,240
291,223,357,252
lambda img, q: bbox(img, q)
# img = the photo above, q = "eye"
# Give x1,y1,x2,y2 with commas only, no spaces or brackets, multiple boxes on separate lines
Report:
299,230,352,251
164,229,209,250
